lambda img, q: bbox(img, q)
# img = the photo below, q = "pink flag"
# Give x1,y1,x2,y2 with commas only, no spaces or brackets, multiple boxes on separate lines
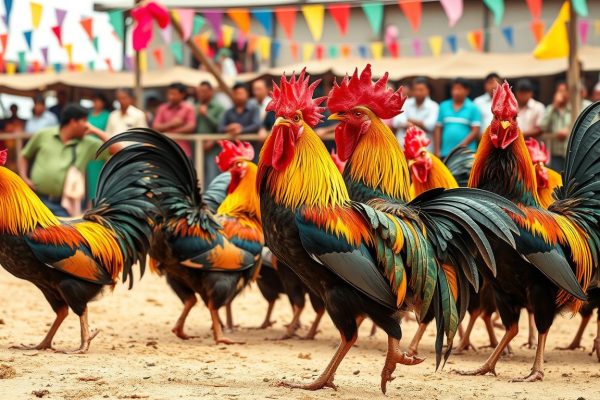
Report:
412,38,422,57
578,19,590,45
440,0,463,27
176,9,195,41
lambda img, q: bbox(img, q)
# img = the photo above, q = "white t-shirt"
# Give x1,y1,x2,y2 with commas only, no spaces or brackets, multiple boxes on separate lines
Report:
474,92,493,128
106,105,148,135
391,97,439,149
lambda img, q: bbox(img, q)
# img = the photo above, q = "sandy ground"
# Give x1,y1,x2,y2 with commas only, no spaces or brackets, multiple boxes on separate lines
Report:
0,268,598,400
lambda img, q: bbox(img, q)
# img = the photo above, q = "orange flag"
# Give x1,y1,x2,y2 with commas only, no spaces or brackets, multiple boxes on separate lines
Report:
227,8,250,35
80,17,93,41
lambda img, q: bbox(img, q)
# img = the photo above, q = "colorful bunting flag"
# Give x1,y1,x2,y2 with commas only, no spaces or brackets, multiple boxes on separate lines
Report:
6,62,16,75
227,8,250,35
204,10,223,41
595,20,600,36
530,19,545,43
501,26,514,47
17,50,26,72
412,38,422,57
302,4,325,41
0,33,7,53
399,0,422,33
429,35,443,57
246,34,258,54
160,24,172,44
80,17,94,41
572,0,588,17
328,3,349,37
23,30,32,50
52,62,61,73
108,10,124,40
257,36,271,61
362,2,383,36
440,0,463,27
64,43,73,63
252,9,273,36
387,41,399,58
51,25,62,45
467,30,484,52
578,19,590,45
275,7,296,40
534,1,569,59
139,50,147,73
55,7,66,26
314,44,324,60
30,2,42,29
302,42,314,62
105,58,113,72
483,0,504,26
87,60,94,71
525,0,542,20
237,34,246,49
446,34,457,53
370,42,383,59
175,9,195,41
290,41,298,61
170,41,183,64
152,48,164,68
32,60,41,73
272,41,281,60
221,25,234,47
40,47,48,65
328,44,339,58
357,44,367,59
192,15,205,36
93,37,99,53
340,44,351,58
3,0,12,24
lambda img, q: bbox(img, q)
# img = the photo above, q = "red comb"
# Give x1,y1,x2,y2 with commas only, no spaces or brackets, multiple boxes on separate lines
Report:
525,138,549,165
215,140,255,172
266,68,326,127
403,126,430,160
0,148,6,166
492,81,518,119
327,64,406,119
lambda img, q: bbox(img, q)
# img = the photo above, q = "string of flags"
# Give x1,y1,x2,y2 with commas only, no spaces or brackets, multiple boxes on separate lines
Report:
0,0,597,75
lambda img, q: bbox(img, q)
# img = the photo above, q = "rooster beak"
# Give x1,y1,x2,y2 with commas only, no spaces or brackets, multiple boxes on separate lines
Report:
274,117,291,127
500,120,511,130
328,113,342,121
408,159,415,167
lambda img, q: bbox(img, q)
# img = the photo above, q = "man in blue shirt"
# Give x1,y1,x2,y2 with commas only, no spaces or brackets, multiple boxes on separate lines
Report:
434,78,482,158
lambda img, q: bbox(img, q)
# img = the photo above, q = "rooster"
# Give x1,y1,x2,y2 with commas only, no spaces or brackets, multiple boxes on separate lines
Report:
258,70,519,393
148,137,263,344
326,64,519,365
0,129,167,353
463,83,597,381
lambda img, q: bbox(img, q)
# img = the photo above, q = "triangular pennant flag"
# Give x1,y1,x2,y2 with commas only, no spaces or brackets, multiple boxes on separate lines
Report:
124,55,133,71
362,2,383,36
328,44,339,58
30,2,43,29
525,0,542,20
31,60,40,73
237,34,246,49
467,30,483,51
440,0,463,27
170,41,183,64
534,1,570,59
80,17,93,41
501,26,514,47
301,4,324,41
429,36,443,57
52,25,62,46
579,19,590,45
160,24,172,44
340,45,351,58
6,62,16,75
302,42,314,61
595,20,600,36
290,41,298,61
152,48,164,68
203,10,223,41
93,36,99,53
483,0,504,26
387,41,399,58
175,9,195,41
572,0,588,17
412,38,422,57
23,30,32,50
87,60,94,71
371,42,383,59
252,9,273,36
192,15,205,36
328,3,350,37
399,0,422,33
55,7,66,26
357,45,367,59
246,34,258,54
52,62,61,73
275,7,296,40
139,50,147,73
257,36,271,61
271,41,281,60
227,8,250,35
64,43,72,63
530,19,545,43
40,47,48,65
194,31,211,54
315,44,324,60
3,0,12,24
0,55,5,73
221,25,234,47
105,58,113,72
17,50,26,72
108,10,124,40
446,34,457,53
0,33,7,53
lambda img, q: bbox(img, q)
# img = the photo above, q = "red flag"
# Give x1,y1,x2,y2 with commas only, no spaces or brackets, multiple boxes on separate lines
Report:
0,33,7,54
275,7,296,40
327,3,350,37
315,44,324,60
530,19,545,43
152,48,164,68
80,17,94,41
105,58,114,72
52,26,63,46
32,60,41,73
290,41,298,61
526,0,543,20
387,41,400,58
398,0,421,33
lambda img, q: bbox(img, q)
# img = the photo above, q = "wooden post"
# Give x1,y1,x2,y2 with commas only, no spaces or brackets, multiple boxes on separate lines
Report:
567,0,581,123
133,0,144,109
170,10,233,99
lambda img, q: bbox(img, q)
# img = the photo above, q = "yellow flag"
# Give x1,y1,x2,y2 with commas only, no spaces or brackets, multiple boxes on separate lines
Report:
594,20,600,35
428,36,443,57
139,50,147,72
6,63,15,75
64,43,73,63
533,1,570,59
370,42,383,59
302,5,324,41
257,36,271,61
221,25,234,47
31,2,43,29
302,43,314,62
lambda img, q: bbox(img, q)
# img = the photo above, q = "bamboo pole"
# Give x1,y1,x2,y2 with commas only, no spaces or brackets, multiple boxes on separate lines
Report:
134,0,144,109
567,0,581,123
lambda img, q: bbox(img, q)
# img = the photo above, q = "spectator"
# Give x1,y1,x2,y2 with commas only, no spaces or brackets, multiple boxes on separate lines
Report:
391,77,439,148
2,103,25,132
144,95,161,127
541,81,571,171
106,88,148,135
195,80,225,184
25,96,59,134
216,48,237,79
152,82,196,158
515,79,545,139
49,90,67,119
88,92,112,131
434,78,481,158
219,83,261,137
474,72,501,128
18,104,119,216
251,79,272,122
592,81,600,102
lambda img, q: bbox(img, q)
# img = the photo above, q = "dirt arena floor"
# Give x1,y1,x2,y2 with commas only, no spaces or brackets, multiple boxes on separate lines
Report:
0,268,598,399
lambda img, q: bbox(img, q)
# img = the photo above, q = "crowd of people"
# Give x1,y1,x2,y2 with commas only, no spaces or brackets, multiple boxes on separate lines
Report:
2,73,599,217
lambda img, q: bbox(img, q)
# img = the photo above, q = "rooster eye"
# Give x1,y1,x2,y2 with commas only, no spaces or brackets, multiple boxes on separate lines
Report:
236,161,243,168
354,111,362,117
293,114,301,122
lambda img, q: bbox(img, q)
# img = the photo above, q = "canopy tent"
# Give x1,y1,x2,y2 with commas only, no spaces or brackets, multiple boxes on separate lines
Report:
1,47,599,95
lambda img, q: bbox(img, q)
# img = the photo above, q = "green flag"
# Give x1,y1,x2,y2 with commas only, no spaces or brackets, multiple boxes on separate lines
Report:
108,10,124,40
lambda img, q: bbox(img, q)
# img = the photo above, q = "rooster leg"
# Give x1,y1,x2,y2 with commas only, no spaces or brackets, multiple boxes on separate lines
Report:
301,308,325,340
556,314,590,351
279,305,303,339
510,331,547,382
62,308,99,354
225,302,236,331
381,336,425,394
478,313,499,349
455,309,481,353
590,318,600,361
278,331,357,391
455,323,518,376
518,312,537,350
457,323,464,340
11,306,68,351
257,301,276,329
172,296,198,340
406,322,428,356
209,307,244,345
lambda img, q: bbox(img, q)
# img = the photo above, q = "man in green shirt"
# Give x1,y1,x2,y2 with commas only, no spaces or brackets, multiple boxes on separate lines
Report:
18,103,119,217
196,80,225,184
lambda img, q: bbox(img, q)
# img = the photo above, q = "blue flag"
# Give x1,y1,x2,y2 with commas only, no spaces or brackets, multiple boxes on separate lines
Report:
23,30,32,50
252,9,273,36
501,26,514,47
446,34,457,53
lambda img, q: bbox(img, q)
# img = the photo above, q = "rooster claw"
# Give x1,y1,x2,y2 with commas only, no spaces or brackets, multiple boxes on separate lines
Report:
215,337,245,345
510,370,544,382
555,344,584,351
453,365,497,377
276,378,337,391
10,343,53,351
521,342,537,350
